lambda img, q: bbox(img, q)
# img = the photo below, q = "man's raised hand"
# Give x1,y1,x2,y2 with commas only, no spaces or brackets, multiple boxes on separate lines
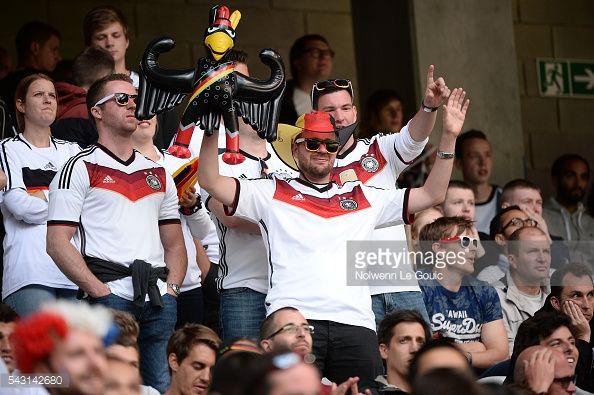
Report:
423,65,450,109
442,87,470,137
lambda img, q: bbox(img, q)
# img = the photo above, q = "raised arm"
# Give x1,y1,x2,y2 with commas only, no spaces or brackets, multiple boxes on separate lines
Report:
407,65,451,142
408,88,469,213
198,133,238,207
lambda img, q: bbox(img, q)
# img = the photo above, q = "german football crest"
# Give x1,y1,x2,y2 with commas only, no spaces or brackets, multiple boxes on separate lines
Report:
339,198,358,211
360,155,379,173
146,174,162,190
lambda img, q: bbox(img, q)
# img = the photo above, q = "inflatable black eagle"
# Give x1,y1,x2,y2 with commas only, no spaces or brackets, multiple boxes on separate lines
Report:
135,5,286,164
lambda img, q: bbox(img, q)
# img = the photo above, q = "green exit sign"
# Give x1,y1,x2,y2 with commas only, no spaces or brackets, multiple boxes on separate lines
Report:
537,58,594,98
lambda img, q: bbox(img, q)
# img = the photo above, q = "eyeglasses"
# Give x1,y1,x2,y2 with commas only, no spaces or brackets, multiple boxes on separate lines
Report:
266,323,315,340
93,92,137,107
501,217,538,232
311,79,354,107
439,235,479,249
304,48,335,59
294,138,340,154
553,375,576,389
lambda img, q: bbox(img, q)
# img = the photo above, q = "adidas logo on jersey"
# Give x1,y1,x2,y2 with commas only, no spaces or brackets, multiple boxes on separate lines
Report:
102,175,115,184
291,193,305,201
44,162,57,170
238,174,247,179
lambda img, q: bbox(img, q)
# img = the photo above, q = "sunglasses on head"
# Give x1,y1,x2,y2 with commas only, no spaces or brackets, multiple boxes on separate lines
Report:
93,92,137,107
311,79,353,106
439,235,479,249
294,138,340,154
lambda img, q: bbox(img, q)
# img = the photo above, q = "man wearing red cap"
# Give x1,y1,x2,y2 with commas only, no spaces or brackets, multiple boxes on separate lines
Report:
311,66,449,329
199,88,469,389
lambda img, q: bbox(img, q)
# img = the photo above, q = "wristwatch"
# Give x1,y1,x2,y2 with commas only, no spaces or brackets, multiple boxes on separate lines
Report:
422,101,439,113
436,151,455,159
167,283,181,296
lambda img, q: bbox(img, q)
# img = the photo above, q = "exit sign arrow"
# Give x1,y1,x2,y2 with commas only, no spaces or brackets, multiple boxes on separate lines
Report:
574,68,594,90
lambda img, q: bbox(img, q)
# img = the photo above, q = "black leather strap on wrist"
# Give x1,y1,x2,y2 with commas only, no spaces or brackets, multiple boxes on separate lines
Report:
180,194,202,215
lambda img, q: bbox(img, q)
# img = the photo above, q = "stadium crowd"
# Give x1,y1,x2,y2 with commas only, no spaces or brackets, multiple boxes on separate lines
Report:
0,5,593,395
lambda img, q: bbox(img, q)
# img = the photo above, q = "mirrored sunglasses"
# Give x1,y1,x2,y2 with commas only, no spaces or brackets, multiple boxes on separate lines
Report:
94,92,137,107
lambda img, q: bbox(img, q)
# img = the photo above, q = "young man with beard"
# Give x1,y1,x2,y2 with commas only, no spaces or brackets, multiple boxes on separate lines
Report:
46,74,187,393
310,66,450,328
259,307,313,357
200,88,469,388
543,154,594,265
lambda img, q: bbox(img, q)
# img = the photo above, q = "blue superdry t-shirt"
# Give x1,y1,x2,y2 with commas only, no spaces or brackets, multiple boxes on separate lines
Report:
419,276,503,343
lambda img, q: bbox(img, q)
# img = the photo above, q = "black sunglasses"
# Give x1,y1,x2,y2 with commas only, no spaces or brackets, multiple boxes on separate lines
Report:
294,138,340,154
93,92,138,107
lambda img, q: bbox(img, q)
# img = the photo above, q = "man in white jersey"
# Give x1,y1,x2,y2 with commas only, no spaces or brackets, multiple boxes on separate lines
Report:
309,66,449,327
199,88,469,389
46,74,187,393
131,115,212,328
203,50,296,340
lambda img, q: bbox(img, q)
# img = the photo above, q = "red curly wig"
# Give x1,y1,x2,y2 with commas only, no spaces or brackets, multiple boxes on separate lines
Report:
11,312,68,373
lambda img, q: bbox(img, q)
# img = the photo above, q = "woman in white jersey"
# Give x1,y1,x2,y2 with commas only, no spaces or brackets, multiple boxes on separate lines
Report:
0,74,81,316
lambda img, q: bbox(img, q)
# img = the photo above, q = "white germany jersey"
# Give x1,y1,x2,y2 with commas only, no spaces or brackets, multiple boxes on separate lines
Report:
332,123,426,294
207,148,297,293
231,175,410,331
47,144,180,301
158,149,203,292
0,135,81,299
